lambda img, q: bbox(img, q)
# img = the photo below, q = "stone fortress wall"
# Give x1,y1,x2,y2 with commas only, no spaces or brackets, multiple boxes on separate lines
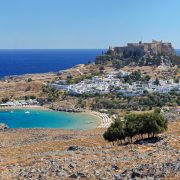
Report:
109,40,176,56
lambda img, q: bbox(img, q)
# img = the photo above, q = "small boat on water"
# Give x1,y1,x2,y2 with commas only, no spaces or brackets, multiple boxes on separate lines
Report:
25,111,30,114
10,111,14,113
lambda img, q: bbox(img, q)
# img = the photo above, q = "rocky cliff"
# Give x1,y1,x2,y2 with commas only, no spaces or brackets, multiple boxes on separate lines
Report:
95,40,178,66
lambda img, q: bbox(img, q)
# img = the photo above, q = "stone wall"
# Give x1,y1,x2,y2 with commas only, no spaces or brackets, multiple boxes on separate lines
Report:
112,40,176,56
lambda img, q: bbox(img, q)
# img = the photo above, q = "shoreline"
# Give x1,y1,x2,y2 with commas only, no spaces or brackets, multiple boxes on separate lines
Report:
83,110,113,128
0,105,112,129
0,105,47,110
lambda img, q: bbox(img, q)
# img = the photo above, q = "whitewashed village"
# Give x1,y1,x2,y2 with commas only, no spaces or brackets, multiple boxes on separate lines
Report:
49,70,180,96
0,99,38,108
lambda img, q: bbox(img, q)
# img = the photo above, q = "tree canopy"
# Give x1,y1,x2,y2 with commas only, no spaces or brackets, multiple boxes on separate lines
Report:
103,112,168,144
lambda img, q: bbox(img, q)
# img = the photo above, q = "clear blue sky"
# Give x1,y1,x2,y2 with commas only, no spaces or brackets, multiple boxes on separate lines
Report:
0,0,179,49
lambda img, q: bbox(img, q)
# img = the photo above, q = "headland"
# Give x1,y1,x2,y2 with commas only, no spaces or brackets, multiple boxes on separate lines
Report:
0,40,180,179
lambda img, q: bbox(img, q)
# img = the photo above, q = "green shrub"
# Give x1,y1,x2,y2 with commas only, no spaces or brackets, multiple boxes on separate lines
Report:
27,78,32,82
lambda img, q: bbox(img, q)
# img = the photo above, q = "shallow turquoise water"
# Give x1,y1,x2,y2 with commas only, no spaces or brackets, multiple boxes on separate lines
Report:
0,109,100,130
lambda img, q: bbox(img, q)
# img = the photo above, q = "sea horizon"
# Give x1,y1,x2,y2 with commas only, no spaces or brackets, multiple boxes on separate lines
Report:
0,49,105,78
0,49,179,78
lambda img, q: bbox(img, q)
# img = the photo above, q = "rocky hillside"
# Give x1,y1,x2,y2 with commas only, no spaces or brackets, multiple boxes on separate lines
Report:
0,120,179,179
96,41,180,68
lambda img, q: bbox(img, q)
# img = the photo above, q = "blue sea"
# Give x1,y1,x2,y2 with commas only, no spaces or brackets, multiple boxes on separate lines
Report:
0,49,104,78
0,109,100,129
0,49,179,78
176,49,180,56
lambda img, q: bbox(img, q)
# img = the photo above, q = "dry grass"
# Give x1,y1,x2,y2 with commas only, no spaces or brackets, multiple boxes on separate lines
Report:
0,121,179,179
0,120,179,166
0,73,57,99
0,128,107,163
121,65,178,79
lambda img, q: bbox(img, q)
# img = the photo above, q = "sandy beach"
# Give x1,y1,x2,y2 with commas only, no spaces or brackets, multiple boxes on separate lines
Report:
84,110,113,128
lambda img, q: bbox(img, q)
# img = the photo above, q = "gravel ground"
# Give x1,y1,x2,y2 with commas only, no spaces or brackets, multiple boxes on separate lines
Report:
0,121,179,179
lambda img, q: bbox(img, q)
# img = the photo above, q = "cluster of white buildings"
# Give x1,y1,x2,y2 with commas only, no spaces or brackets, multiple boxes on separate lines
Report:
49,70,180,96
0,99,38,107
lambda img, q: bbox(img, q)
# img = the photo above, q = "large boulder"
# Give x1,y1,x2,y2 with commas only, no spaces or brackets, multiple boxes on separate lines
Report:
67,145,83,151
0,123,8,131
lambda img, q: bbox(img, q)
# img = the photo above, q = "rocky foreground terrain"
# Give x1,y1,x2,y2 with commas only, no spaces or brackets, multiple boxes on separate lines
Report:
0,120,179,180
